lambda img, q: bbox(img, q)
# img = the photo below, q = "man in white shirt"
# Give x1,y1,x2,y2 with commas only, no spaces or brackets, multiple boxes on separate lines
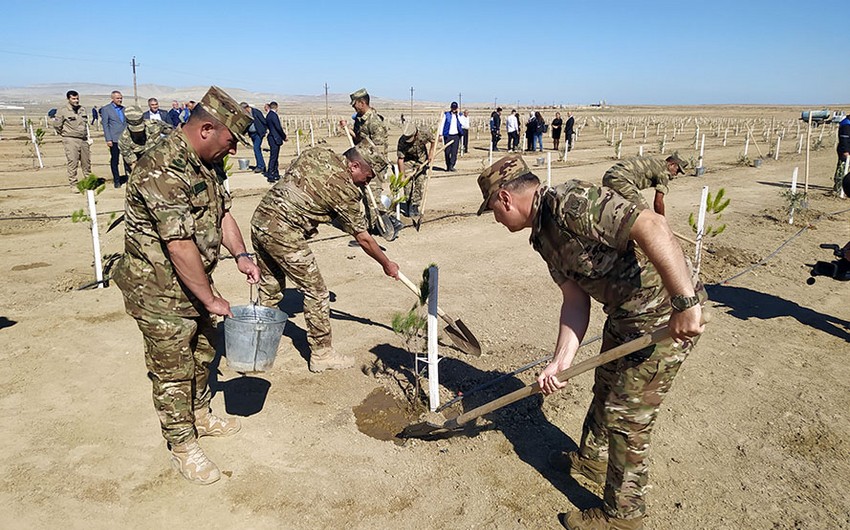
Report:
143,98,167,122
458,109,470,154
506,110,520,152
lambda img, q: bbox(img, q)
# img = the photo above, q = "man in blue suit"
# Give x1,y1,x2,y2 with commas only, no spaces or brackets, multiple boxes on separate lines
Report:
167,100,182,127
241,102,268,174
265,101,286,183
101,90,130,188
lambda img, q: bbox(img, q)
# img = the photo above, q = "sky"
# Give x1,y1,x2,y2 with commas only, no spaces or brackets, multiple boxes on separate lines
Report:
0,0,846,106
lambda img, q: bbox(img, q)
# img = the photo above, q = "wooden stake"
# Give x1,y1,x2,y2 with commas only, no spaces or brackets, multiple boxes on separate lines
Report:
804,111,812,194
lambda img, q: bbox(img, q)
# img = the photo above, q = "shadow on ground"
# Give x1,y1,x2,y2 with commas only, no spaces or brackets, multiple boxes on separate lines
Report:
371,342,602,511
707,283,850,342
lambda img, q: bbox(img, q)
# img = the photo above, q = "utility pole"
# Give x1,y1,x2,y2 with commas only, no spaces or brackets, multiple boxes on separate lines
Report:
410,87,414,117
458,92,462,110
323,82,329,123
131,56,139,106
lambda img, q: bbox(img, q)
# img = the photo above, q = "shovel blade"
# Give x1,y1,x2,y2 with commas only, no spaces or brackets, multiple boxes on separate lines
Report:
443,320,482,356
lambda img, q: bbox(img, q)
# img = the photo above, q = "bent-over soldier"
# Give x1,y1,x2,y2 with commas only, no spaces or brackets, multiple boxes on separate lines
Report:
396,122,435,218
477,154,706,530
113,86,260,486
119,105,173,167
601,153,687,216
251,146,399,373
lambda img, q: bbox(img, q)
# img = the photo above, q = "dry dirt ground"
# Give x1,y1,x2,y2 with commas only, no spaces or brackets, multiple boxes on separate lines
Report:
1,104,848,530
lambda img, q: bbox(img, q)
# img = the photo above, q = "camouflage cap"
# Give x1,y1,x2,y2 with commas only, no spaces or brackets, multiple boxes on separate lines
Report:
350,88,368,106
197,85,252,147
476,154,532,215
667,151,688,174
354,144,388,178
401,121,418,142
125,106,145,133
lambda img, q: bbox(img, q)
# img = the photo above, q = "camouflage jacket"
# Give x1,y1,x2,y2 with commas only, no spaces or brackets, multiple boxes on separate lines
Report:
353,108,388,157
53,102,88,139
602,157,671,196
251,147,368,239
529,182,702,337
396,128,435,177
118,120,173,165
113,128,230,317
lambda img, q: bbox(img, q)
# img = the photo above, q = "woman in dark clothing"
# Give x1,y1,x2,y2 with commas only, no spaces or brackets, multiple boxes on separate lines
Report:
532,111,545,152
526,113,535,151
551,112,563,151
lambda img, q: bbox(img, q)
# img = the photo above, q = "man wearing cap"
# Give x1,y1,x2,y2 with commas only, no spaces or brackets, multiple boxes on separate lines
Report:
250,145,399,373
52,90,91,191
439,102,463,172
241,101,268,175
118,106,173,167
601,153,687,216
112,86,261,486
396,122,436,218
348,88,390,228
477,154,705,530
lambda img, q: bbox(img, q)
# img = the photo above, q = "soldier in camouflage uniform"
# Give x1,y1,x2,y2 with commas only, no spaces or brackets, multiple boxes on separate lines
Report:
601,153,687,216
251,145,399,373
396,122,436,218
347,88,392,230
112,86,260,486
52,90,91,191
118,106,173,168
477,154,706,530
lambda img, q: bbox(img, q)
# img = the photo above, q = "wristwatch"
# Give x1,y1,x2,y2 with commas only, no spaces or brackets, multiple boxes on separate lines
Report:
670,294,700,312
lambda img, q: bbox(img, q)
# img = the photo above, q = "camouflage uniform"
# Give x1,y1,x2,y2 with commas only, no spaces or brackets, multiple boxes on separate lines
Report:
250,147,368,352
118,119,173,166
112,127,230,445
530,182,706,520
53,101,91,188
396,128,435,210
353,108,389,222
601,157,670,209
834,117,850,193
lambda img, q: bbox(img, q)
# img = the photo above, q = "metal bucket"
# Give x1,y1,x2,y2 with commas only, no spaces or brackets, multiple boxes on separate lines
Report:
753,159,763,168
695,166,706,177
224,305,288,372
238,158,250,170
535,157,546,166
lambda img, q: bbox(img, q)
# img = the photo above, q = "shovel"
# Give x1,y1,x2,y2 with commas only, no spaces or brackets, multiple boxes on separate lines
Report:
397,271,482,356
399,311,710,440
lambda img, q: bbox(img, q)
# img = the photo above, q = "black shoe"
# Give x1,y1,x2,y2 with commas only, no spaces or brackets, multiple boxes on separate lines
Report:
408,205,420,218
253,167,265,174
113,181,121,189
448,168,457,172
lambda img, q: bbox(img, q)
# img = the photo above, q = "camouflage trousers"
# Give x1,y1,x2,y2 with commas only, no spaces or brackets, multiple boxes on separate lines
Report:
404,166,428,209
133,309,216,445
834,154,849,193
62,137,91,188
364,171,388,228
251,225,332,351
601,173,649,210
577,322,698,519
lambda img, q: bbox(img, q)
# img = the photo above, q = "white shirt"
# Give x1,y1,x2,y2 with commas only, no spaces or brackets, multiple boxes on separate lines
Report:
458,114,470,130
149,111,163,122
506,114,519,133
439,112,462,135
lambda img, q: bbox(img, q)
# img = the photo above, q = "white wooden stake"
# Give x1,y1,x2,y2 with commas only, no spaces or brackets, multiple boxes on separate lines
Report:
694,186,709,275
661,134,667,154
296,129,301,156
309,120,315,147
804,111,812,194
698,134,705,168
29,125,44,169
774,135,781,160
547,152,552,187
427,265,440,412
639,145,644,157
789,167,798,224
744,135,750,157
488,138,493,166
723,128,728,147
86,190,104,288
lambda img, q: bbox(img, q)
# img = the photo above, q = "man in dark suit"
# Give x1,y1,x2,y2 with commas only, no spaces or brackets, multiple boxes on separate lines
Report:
241,102,268,174
565,112,575,152
265,101,286,182
142,97,169,122
167,100,182,127
101,90,131,188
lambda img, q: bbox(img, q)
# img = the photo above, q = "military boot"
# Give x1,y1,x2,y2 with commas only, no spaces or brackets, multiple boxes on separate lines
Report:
309,347,354,373
548,450,607,485
195,406,241,437
169,440,221,485
559,508,643,530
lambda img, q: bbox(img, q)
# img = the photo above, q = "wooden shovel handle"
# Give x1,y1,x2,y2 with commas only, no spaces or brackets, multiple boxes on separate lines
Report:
446,312,711,429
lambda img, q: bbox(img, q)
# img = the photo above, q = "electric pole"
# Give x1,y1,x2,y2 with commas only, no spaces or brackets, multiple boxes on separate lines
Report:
131,56,139,106
410,87,414,117
458,92,462,110
324,82,329,123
